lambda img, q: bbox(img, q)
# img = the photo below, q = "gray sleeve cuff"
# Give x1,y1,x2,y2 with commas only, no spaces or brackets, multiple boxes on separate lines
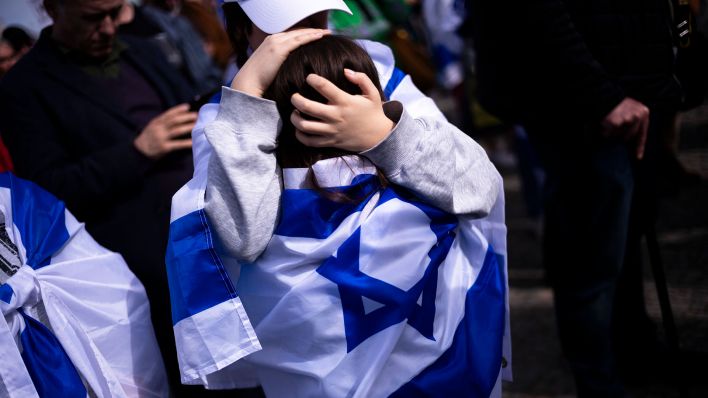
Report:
360,101,420,177
214,87,282,140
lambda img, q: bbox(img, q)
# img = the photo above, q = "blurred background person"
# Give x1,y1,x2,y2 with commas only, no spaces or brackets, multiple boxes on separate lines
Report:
0,25,36,173
0,26,34,78
119,0,225,96
0,0,203,394
467,0,707,396
175,0,232,75
2,26,35,57
0,38,16,78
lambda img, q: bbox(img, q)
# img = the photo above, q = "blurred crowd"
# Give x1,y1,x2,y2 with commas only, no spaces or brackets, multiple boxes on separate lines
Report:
1,0,706,397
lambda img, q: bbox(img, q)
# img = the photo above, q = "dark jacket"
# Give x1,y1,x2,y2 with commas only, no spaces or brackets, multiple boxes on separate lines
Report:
466,0,683,125
0,28,194,292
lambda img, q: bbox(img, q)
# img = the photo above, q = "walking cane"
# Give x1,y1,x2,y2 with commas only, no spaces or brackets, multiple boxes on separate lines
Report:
645,224,688,397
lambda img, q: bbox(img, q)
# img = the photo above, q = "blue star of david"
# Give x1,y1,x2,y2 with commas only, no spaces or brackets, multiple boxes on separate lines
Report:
317,209,457,352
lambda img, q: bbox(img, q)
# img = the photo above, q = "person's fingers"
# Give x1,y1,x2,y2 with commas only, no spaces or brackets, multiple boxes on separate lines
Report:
295,130,333,148
164,111,198,128
161,103,191,119
291,93,334,121
291,110,332,134
167,123,196,137
344,68,380,100
625,115,641,142
271,28,327,40
272,29,329,53
306,74,346,103
166,138,193,152
635,114,649,160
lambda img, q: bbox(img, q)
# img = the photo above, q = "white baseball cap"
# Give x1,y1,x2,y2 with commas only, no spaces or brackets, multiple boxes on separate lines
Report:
223,0,353,34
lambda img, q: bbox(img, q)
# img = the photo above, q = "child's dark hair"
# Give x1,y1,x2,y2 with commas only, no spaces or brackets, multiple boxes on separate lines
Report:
222,2,252,68
263,35,388,201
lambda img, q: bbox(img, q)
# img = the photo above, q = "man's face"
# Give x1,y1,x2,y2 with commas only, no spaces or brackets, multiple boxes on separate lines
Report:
247,11,329,50
50,0,125,59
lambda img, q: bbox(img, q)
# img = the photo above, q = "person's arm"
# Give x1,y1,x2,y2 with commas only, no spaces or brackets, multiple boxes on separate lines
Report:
469,0,626,122
0,87,154,217
294,43,502,217
203,88,282,263
362,101,501,217
202,28,330,262
382,73,501,215
0,81,196,217
517,0,648,158
523,0,626,120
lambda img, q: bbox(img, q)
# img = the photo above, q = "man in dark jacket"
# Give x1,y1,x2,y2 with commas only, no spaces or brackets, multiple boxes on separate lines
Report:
0,0,200,394
467,0,685,396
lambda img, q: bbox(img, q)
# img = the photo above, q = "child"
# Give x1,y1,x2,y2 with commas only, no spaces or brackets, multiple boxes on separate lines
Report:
202,0,502,263
180,35,509,397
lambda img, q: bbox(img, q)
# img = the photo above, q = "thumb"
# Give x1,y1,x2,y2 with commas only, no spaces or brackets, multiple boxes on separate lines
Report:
635,116,648,160
344,68,381,101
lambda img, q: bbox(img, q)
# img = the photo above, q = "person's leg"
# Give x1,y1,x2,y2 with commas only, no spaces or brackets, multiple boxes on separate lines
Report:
528,124,634,397
613,111,675,378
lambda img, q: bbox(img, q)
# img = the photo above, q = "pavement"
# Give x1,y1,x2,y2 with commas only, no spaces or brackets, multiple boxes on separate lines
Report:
499,104,708,398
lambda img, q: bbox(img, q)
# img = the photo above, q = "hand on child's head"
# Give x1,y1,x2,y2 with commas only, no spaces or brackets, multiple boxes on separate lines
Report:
263,35,395,158
289,70,394,152
231,28,330,97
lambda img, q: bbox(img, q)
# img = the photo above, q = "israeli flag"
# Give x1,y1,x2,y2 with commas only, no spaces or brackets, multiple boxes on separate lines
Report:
167,133,510,397
0,173,169,398
168,152,509,396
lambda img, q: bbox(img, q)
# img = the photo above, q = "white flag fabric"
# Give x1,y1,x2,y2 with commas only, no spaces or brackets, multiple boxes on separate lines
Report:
0,173,169,398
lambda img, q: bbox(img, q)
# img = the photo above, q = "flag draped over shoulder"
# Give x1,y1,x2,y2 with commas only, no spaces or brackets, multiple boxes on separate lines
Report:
233,157,508,397
0,173,168,398
166,117,511,396
166,103,262,387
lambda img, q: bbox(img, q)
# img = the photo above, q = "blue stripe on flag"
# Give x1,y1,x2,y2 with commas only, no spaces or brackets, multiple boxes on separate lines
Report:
207,90,222,104
0,283,13,303
0,173,70,269
207,79,233,105
166,209,237,325
19,310,87,398
275,174,380,239
390,247,506,398
383,67,406,101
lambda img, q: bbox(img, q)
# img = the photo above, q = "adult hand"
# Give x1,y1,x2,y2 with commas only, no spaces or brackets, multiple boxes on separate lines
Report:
601,97,650,159
133,104,197,159
231,28,330,97
290,69,395,152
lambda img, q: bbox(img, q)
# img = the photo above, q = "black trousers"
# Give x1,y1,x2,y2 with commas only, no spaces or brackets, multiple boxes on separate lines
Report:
525,111,672,397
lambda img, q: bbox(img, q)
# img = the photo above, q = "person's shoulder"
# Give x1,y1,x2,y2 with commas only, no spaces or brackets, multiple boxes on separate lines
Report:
119,34,171,70
120,33,157,52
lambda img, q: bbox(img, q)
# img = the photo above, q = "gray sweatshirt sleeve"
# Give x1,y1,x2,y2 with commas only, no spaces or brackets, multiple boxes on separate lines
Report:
204,87,283,263
363,101,502,218
204,89,501,263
